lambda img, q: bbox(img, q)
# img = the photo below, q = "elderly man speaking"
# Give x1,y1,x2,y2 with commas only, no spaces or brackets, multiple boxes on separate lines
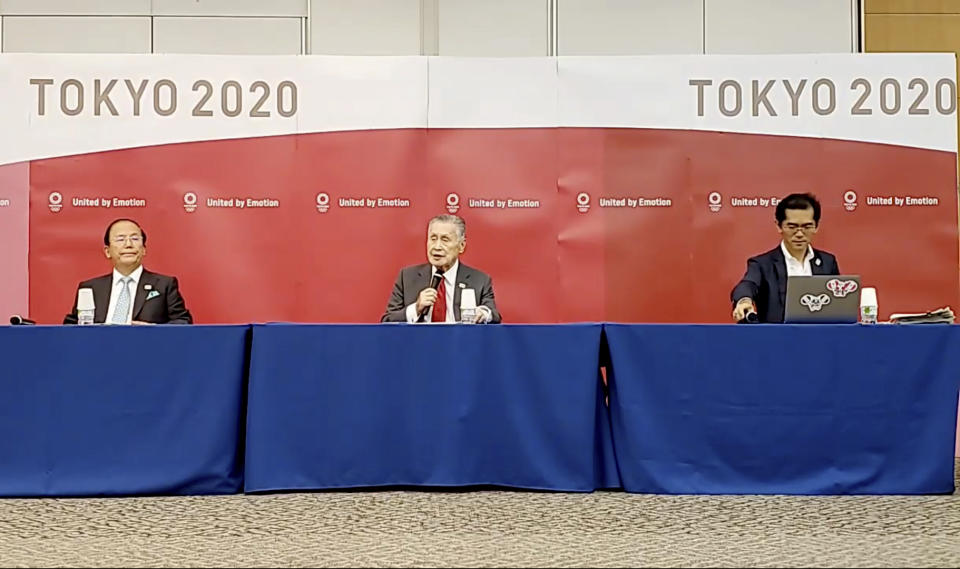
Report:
381,214,501,324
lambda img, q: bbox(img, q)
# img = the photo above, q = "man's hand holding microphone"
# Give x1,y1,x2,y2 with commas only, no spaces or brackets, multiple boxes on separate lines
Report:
416,287,439,317
732,297,759,323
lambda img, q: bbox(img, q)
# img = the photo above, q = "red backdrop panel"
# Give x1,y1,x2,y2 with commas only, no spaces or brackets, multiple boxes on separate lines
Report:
27,128,959,324
0,162,29,320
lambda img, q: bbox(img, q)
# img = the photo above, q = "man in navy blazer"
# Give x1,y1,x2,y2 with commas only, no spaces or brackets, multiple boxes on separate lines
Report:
731,193,840,323
63,218,193,325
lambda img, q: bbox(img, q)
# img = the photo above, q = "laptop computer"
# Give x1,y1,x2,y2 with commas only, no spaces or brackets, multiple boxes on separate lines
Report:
784,275,862,324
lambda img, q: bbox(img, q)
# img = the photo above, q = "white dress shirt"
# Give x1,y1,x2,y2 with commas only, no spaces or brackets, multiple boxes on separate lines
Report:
781,241,814,277
406,261,459,323
105,265,144,324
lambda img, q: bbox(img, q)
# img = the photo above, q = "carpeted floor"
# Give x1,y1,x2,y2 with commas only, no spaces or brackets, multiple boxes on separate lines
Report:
1,463,959,568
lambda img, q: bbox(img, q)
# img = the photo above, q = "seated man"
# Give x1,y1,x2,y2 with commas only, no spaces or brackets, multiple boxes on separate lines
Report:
382,214,501,324
731,193,840,323
64,218,193,325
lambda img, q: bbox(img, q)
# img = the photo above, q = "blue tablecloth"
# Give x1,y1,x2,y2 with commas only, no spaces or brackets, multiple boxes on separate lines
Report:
604,324,960,494
4,322,955,497
245,323,618,492
0,325,248,496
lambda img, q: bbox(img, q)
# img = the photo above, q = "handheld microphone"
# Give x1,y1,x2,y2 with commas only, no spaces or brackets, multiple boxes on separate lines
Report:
739,310,759,324
417,269,445,321
737,299,759,324
10,315,36,325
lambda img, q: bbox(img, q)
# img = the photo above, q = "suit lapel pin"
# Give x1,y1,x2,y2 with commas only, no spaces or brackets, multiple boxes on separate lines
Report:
815,258,821,266
144,284,153,290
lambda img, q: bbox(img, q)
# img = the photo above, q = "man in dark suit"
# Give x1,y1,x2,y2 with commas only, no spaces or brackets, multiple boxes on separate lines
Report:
64,218,193,325
382,214,501,324
731,193,840,323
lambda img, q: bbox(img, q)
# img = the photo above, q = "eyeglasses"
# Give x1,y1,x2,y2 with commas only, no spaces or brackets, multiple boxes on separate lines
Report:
783,223,816,233
112,235,143,245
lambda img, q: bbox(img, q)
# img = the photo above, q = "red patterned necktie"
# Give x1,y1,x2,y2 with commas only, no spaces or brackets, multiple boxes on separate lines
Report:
431,277,447,323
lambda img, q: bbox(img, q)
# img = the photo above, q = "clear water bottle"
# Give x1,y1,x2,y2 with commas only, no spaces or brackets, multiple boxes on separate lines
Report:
460,288,477,324
78,308,95,326
76,288,96,326
860,287,878,324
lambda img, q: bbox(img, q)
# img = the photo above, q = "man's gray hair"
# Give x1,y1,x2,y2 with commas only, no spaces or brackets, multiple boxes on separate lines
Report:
428,214,466,240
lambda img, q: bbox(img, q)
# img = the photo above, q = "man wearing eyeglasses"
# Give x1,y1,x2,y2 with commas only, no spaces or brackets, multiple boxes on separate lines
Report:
731,193,840,323
63,218,193,325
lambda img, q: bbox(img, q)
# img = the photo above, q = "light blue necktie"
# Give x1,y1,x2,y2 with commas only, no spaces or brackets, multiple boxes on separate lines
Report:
111,277,132,324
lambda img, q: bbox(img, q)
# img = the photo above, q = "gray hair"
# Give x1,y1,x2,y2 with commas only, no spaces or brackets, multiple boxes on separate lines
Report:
428,214,466,240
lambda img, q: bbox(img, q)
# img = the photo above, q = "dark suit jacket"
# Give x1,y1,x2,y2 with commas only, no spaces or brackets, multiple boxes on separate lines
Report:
381,262,501,323
730,246,840,323
63,269,193,325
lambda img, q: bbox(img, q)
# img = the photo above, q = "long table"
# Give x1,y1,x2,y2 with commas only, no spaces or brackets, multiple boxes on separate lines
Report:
604,324,960,494
0,325,248,496
244,323,618,492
